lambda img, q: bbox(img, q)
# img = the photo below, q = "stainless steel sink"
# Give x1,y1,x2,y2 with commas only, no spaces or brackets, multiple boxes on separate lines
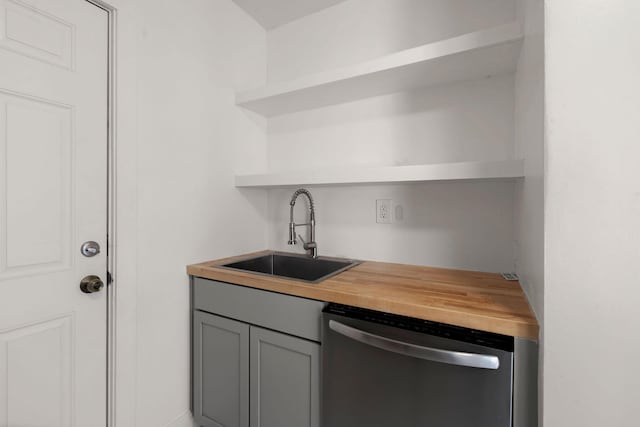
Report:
219,252,360,283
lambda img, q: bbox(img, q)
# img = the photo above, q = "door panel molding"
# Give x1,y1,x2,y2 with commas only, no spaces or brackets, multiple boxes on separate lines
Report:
0,313,74,427
0,0,75,69
0,88,74,278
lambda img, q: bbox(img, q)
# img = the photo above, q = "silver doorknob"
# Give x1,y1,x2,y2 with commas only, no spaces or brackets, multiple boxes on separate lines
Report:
80,275,104,293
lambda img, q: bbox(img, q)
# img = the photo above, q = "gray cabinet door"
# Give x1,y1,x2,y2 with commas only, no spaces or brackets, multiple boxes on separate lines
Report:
249,326,320,427
194,311,249,427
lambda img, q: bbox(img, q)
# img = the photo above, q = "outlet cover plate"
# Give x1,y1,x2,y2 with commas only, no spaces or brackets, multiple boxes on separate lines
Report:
376,199,392,224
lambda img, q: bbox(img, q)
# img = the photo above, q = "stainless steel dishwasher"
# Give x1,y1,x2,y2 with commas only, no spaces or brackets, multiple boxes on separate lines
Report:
322,303,518,427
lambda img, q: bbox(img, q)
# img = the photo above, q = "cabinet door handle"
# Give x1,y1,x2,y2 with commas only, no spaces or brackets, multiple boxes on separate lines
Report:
329,320,500,370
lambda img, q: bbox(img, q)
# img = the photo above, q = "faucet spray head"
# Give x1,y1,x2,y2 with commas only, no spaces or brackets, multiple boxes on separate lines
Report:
288,222,297,245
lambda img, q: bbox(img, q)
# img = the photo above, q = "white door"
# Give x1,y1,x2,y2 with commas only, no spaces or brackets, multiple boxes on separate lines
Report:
0,0,108,426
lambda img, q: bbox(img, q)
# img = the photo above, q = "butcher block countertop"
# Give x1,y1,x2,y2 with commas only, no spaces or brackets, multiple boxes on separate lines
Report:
187,250,539,341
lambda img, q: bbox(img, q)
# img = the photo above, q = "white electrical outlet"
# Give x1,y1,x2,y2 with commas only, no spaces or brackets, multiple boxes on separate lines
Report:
376,199,392,224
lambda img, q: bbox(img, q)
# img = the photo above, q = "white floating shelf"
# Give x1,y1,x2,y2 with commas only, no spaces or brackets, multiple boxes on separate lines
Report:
235,160,524,188
237,22,523,117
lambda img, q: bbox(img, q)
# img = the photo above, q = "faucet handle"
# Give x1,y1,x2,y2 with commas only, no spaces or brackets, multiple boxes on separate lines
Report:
298,235,317,250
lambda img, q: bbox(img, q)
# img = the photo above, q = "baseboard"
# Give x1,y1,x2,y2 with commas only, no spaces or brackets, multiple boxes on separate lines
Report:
164,410,197,427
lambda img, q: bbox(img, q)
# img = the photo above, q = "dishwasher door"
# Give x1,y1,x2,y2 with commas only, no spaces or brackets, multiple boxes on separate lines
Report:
322,304,514,427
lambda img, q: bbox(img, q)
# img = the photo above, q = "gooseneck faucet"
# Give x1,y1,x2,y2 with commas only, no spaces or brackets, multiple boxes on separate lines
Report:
288,188,317,258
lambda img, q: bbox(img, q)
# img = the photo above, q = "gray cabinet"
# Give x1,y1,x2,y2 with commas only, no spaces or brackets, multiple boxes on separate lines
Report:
193,311,249,427
192,278,323,427
250,326,320,427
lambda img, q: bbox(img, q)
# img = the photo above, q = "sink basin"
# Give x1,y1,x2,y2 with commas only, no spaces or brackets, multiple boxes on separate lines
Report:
220,252,360,283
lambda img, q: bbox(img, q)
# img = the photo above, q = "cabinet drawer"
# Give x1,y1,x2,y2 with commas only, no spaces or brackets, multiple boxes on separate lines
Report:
192,277,325,342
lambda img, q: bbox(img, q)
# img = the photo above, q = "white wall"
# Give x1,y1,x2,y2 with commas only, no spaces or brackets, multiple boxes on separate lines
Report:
513,1,544,424
267,0,517,82
268,182,516,272
264,0,520,272
545,1,640,426
514,0,544,321
132,1,267,426
267,76,516,171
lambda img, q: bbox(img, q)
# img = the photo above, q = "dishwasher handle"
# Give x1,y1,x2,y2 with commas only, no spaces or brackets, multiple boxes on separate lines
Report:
328,320,500,370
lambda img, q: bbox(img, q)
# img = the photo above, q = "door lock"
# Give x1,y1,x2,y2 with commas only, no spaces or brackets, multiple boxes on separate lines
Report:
80,275,104,293
81,241,101,257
